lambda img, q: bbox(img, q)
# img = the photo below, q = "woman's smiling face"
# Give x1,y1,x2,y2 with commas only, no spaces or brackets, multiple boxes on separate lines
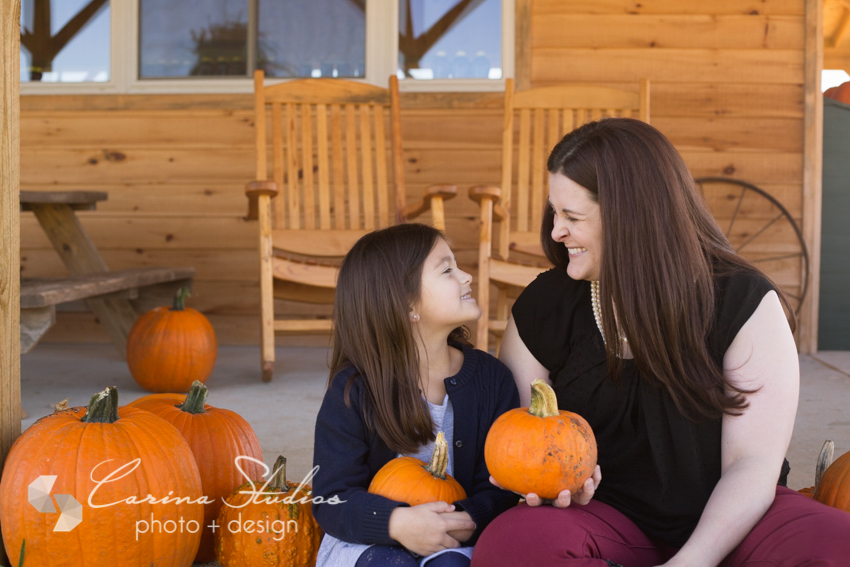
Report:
548,172,603,282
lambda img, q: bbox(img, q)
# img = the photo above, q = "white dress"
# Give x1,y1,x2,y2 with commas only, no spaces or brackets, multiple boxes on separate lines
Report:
315,394,475,567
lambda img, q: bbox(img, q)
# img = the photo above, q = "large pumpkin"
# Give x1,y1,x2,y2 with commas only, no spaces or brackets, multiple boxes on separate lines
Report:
0,387,203,567
127,286,217,393
216,456,322,567
128,381,264,563
485,379,597,499
814,445,850,512
368,432,467,506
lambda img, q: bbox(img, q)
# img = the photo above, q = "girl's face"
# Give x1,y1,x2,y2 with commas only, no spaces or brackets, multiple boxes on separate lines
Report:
413,238,481,332
549,172,603,282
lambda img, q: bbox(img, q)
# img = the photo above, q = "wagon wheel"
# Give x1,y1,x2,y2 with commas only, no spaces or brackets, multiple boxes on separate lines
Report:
694,177,809,315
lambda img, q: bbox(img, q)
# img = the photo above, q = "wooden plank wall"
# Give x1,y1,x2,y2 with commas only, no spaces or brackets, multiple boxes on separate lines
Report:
526,0,810,342
19,0,811,346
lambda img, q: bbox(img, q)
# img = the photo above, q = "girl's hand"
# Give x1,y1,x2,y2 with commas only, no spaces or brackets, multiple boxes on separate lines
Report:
388,502,476,556
441,510,476,543
489,465,602,508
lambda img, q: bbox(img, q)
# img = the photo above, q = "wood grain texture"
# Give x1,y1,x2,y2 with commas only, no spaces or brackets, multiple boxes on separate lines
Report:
534,0,805,16
801,0,823,353
532,15,805,49
0,4,21,557
532,48,804,84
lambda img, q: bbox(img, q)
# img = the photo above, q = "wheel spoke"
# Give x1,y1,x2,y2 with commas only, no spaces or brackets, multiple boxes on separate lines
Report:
727,185,747,238
735,212,784,254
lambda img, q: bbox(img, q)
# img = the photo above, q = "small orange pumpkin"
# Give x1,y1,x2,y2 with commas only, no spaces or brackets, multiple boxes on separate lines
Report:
368,431,467,506
127,286,217,392
0,387,203,567
485,379,597,499
129,380,265,563
215,456,322,567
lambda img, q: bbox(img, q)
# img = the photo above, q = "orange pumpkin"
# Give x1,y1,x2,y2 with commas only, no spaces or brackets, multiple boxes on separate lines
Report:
216,456,322,567
797,440,834,499
0,387,203,567
485,379,597,499
368,432,467,506
814,447,850,512
825,81,850,105
128,380,265,563
127,286,217,393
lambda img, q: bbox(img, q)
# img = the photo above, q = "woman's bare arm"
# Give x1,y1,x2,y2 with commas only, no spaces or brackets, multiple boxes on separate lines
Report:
498,315,551,407
665,290,799,567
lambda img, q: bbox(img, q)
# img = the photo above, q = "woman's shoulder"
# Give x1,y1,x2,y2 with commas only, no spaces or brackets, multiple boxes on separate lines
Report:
710,265,780,361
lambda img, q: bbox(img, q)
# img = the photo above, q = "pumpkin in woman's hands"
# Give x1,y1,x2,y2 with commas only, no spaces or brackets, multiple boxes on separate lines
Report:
368,432,467,506
127,286,217,392
0,386,203,567
485,379,597,500
216,456,322,567
128,380,264,564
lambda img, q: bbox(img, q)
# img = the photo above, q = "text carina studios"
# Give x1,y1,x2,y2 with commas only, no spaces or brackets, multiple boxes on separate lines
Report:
68,455,344,540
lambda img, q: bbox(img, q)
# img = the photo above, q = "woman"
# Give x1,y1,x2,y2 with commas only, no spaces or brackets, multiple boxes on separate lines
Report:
471,118,850,566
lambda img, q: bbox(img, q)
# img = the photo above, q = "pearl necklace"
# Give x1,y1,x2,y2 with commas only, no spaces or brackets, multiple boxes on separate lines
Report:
591,281,627,347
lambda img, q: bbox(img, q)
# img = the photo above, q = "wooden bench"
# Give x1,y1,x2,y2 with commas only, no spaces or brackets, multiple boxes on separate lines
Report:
20,267,195,354
20,191,196,356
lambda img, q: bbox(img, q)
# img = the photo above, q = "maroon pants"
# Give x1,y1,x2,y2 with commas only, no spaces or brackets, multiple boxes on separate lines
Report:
471,487,850,566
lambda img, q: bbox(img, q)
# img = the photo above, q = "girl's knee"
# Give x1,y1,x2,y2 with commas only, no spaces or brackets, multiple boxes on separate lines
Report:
356,545,419,567
424,551,471,567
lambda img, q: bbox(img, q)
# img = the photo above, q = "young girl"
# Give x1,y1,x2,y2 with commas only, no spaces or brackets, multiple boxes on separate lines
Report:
311,223,520,567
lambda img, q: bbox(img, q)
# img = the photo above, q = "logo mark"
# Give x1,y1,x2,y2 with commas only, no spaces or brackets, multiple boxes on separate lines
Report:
28,476,83,532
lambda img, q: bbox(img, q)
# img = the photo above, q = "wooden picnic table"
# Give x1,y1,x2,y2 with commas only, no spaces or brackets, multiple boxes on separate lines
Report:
20,190,195,356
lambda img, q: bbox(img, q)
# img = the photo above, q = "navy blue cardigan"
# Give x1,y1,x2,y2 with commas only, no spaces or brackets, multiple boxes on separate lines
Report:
311,343,520,547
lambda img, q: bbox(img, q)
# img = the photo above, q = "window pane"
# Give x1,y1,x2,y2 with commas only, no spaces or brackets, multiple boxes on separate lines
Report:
140,0,248,78
399,0,501,80
258,0,365,78
20,0,110,83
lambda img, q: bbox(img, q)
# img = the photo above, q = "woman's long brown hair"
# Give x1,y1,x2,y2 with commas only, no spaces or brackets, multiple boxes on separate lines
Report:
329,223,470,454
543,118,796,421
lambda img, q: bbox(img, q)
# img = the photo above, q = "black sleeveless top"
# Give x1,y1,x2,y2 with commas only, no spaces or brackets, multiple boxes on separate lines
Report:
512,267,789,547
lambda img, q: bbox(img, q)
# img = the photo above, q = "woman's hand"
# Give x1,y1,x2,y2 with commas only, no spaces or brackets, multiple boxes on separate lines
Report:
388,502,477,556
489,465,602,508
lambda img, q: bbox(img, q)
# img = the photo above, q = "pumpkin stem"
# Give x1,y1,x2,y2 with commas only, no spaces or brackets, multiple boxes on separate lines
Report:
81,386,119,423
171,286,191,311
528,379,560,418
177,380,208,414
815,440,835,488
269,455,290,492
424,432,449,480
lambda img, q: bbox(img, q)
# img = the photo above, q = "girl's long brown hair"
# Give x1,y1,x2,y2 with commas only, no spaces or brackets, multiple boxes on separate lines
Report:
330,223,470,454
543,118,795,421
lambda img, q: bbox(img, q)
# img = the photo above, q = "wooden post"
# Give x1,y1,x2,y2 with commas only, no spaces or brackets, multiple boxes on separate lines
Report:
0,0,22,564
801,0,824,353
514,0,532,91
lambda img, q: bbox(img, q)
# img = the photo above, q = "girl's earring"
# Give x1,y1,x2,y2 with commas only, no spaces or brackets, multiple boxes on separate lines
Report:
412,313,420,322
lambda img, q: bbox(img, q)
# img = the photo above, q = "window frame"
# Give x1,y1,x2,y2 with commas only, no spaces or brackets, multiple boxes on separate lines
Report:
19,0,514,95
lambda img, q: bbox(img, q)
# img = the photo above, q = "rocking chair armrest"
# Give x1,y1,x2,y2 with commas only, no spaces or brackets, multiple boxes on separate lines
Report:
403,184,458,220
468,186,507,221
244,180,279,221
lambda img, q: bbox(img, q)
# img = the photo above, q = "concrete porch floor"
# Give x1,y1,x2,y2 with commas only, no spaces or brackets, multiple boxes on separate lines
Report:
15,344,850,564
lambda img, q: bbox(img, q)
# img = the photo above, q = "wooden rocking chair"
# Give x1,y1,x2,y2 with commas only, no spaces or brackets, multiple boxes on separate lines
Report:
471,78,650,352
245,71,457,381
